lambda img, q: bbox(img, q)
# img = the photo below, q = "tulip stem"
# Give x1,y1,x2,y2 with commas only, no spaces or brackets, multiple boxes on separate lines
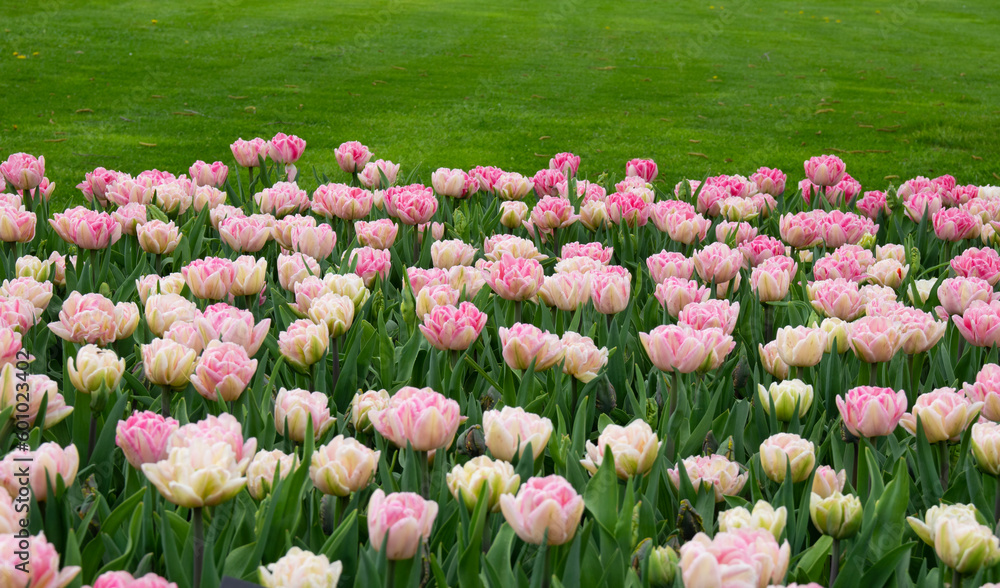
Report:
159,386,170,418
417,450,430,499
851,441,859,489
570,377,579,411
331,337,341,390
88,414,98,462
829,538,840,585
952,569,962,588
763,303,773,343
515,300,522,325
994,475,1000,529
869,362,878,387
939,441,950,490
385,559,396,588
666,371,679,459
192,506,205,588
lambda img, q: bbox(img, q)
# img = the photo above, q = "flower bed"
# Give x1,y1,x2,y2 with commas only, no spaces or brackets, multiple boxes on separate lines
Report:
1,142,999,588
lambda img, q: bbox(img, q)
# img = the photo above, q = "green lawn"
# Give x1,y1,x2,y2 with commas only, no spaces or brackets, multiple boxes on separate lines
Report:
2,0,998,206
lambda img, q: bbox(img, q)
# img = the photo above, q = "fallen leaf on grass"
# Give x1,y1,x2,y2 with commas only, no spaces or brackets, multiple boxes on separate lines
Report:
858,124,873,128
43,138,66,143
593,66,616,70
884,175,900,180
75,108,93,113
391,65,406,70
687,152,709,159
689,139,701,143
539,136,551,141
139,142,156,147
815,108,835,114
972,155,983,160
228,95,247,100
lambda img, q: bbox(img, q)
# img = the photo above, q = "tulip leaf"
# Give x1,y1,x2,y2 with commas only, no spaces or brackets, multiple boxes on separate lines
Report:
584,446,619,535
485,524,517,588
868,458,912,562
912,416,943,508
858,542,916,588
793,534,833,582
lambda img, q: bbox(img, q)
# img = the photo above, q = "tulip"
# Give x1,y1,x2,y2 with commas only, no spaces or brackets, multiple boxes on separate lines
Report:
934,207,981,241
355,218,398,249
653,277,711,318
334,141,372,173
807,465,847,499
640,324,710,374
312,183,373,221
87,571,177,588
136,272,186,304
307,292,355,338
538,272,590,311
431,239,477,269
318,273,371,312
779,212,823,249
0,206,35,243
255,182,310,218
115,410,179,469
835,386,907,439
274,387,336,442
486,253,544,301
581,419,660,479
278,319,329,371
971,421,1000,476
0,153,45,191
679,299,740,334
142,440,247,508
605,191,650,227
646,251,694,283
272,214,314,249
804,154,846,187
196,303,271,356
0,327,23,369
152,180,193,216
245,449,299,501
532,168,566,198
231,137,269,167
579,200,609,230
0,442,78,502
936,277,998,317
370,387,461,451
417,221,445,244
0,367,72,430
230,255,267,297
0,295,37,333
67,344,124,395
446,456,520,512
897,307,947,354
49,206,122,249
348,246,391,287
419,302,487,351
759,433,815,483
310,435,380,496
693,242,742,285
908,504,1000,574
847,316,901,364
810,491,862,539
182,257,236,300
625,158,657,182
358,159,400,189
951,247,1000,286
590,266,631,314
808,279,864,321
679,529,790,588
431,168,479,198
499,475,584,546
492,172,533,201
350,389,390,433
759,341,790,380
667,454,748,501
367,490,438,560
190,341,257,402
531,196,577,232
751,257,792,302
774,325,827,368
900,388,982,444
560,332,608,383
483,234,547,261
498,323,564,371
718,501,788,541
758,379,814,422
137,219,182,255
142,338,197,392
499,201,529,229
0,532,81,588
259,547,342,588
384,184,438,225
953,300,1000,348
483,406,553,461
167,414,256,474
965,363,1000,421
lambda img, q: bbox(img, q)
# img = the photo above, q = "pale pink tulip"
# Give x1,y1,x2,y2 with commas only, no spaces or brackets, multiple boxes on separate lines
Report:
965,364,1000,422
255,182,310,218
334,141,372,173
349,246,391,287
312,183,374,220
384,184,438,225
369,386,461,451
590,266,631,314
654,277,711,318
804,154,846,187
219,215,272,252
486,253,544,301
274,387,336,442
0,442,78,502
231,137,269,167
115,410,179,469
668,454,748,501
640,324,709,373
0,153,44,191
900,388,982,443
498,323,564,371
310,435,380,496
49,206,122,249
183,257,236,300
359,159,400,189
367,490,438,560
849,316,901,363
836,386,907,438
951,247,1000,286
49,292,118,345
680,529,790,588
355,218,399,249
537,272,590,311
278,319,329,370
954,300,1000,347
419,302,487,351
646,251,694,283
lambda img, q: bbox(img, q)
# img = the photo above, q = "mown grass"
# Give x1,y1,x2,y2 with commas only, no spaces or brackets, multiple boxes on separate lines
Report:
2,0,998,206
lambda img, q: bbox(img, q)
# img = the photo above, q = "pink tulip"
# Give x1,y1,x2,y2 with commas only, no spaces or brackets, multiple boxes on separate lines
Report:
271,214,313,249
716,221,758,245
137,220,182,255
484,234,547,261
679,300,740,334
355,218,399,249
190,340,257,402
498,323,564,371
804,154,846,187
219,215,272,253
1,276,52,313
312,183,373,220
750,167,787,196
48,292,118,345
902,190,943,222
579,200,609,230
0,327,22,369
531,168,566,197
0,532,81,588
646,251,694,283
948,184,981,207
699,327,736,371
152,179,193,216
88,572,177,588
640,324,710,373
115,410,179,469
277,252,321,292
486,253,544,301
590,266,631,314
230,137,269,167
77,167,124,206
370,386,462,451
288,223,337,260
679,529,790,588
654,277,711,317
498,201,529,229
933,207,981,241
954,300,1000,347
499,475,584,546
465,166,503,193
814,244,875,282
0,295,36,333
192,185,226,214
310,435,379,497
553,256,602,274
812,465,847,499
857,190,889,220
431,168,479,198
531,196,578,231
268,132,306,164
694,184,728,217
111,202,146,236
349,246,391,287
759,341,790,380
808,278,864,320
419,302,487,351
367,489,438,560
625,158,658,182
168,413,256,473
0,205,36,243
0,153,44,191
49,206,122,249
359,159,400,189
492,172,533,201
0,367,72,430
693,242,742,285
836,386,907,438
278,319,329,370
417,221,445,244
143,292,197,337
900,388,982,443
255,181,310,218
964,363,1000,422
775,325,827,368
548,152,580,177
951,247,1000,286
778,211,824,249
849,316,901,363
484,406,553,461
384,184,438,225
751,256,793,302
189,160,229,187
561,241,612,265
164,321,209,354
274,387,336,442
0,442,78,502
538,272,590,311
739,235,787,268
606,191,650,227
135,169,177,187
897,307,946,354
668,454,748,501
183,257,236,300
431,239,477,269
209,203,245,229
820,210,878,248
938,277,1000,318
334,141,372,173
561,332,608,383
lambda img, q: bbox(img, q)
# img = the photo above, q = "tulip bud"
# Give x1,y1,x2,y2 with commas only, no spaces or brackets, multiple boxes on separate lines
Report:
446,455,520,512
67,344,125,395
757,379,814,422
972,422,1000,476
646,545,678,587
259,547,342,588
759,433,815,483
810,491,862,539
718,500,788,541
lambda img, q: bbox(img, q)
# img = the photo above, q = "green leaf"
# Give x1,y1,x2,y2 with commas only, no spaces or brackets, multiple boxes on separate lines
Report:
584,445,619,534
